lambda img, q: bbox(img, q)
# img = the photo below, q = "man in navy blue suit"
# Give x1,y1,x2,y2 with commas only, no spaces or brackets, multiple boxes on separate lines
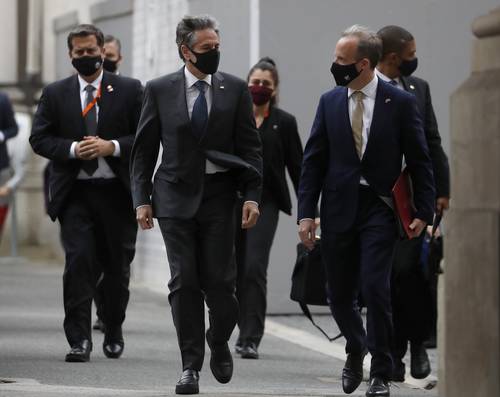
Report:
298,25,435,397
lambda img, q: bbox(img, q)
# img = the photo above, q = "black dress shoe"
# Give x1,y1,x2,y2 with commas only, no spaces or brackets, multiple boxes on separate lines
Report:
240,342,259,359
65,339,92,362
175,369,199,395
366,377,390,396
93,318,105,333
410,343,431,379
206,330,233,383
390,360,405,382
103,326,124,359
342,352,366,394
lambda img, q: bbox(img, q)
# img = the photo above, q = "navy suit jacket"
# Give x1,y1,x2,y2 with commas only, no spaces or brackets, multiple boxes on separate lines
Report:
298,79,435,233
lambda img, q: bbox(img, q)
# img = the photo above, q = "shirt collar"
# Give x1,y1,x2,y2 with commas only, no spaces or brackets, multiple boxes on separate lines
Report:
184,65,212,88
78,69,103,92
376,68,401,85
348,73,378,99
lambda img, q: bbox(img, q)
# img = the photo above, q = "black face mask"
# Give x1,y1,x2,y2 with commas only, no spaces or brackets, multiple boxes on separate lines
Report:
188,47,220,75
330,61,361,86
103,58,118,73
398,57,418,76
72,55,103,77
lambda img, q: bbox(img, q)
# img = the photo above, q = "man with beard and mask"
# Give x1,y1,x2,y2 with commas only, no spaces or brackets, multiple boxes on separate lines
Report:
103,34,123,75
30,24,142,363
376,25,450,382
130,15,262,395
90,33,125,334
298,25,435,397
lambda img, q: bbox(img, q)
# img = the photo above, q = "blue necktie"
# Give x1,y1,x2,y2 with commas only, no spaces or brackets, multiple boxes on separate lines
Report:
389,79,398,86
191,81,208,140
82,85,98,175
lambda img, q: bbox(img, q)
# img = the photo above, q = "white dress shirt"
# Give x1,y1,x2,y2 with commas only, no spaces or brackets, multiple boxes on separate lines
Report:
348,74,378,186
376,69,404,90
69,70,121,179
184,67,227,174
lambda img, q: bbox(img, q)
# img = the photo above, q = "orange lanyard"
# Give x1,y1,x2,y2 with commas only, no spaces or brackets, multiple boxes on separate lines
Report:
82,84,101,117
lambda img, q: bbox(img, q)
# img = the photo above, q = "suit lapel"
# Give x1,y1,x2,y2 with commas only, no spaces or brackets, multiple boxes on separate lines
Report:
96,72,116,138
66,75,86,138
363,81,390,160
171,68,190,129
201,72,225,143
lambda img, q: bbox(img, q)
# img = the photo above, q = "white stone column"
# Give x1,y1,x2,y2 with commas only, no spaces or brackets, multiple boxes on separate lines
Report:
442,7,500,397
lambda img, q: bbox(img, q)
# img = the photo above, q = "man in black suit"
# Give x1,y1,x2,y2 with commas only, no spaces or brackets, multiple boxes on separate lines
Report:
0,91,18,236
130,15,262,395
298,25,435,397
30,24,142,363
376,25,450,382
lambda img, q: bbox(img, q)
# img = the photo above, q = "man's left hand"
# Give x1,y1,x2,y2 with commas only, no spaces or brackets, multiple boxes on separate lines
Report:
408,218,426,239
78,136,115,159
241,202,260,229
436,197,450,215
0,185,11,197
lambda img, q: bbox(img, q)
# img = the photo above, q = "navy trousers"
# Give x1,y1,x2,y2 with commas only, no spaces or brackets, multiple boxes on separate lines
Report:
322,185,398,380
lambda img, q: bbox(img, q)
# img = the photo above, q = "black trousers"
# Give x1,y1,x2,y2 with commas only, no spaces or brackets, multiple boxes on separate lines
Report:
158,173,238,371
58,179,137,346
322,186,397,380
235,196,280,347
391,233,433,360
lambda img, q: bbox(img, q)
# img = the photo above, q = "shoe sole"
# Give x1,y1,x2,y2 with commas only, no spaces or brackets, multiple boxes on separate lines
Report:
240,352,258,359
175,384,199,394
65,354,90,362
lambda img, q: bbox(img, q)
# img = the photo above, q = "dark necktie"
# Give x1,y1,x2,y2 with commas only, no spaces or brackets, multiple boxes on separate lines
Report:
191,81,208,141
82,84,98,175
389,79,398,86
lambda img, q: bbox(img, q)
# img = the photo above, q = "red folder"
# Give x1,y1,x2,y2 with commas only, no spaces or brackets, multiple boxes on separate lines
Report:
391,168,415,239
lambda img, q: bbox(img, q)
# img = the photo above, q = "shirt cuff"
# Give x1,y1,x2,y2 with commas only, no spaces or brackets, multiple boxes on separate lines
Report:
136,204,151,210
244,200,259,207
0,131,4,143
69,141,78,158
299,218,314,223
111,140,120,157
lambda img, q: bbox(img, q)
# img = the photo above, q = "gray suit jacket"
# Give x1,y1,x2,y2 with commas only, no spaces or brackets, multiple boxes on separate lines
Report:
130,67,263,219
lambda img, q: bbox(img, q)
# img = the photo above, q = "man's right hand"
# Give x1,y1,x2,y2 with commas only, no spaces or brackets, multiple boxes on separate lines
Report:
298,218,317,251
136,205,154,230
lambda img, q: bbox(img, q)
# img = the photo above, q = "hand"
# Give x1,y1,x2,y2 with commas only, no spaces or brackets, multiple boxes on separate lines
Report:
408,218,426,239
0,185,11,197
241,202,260,229
298,219,317,251
436,197,450,215
136,205,154,230
76,136,115,160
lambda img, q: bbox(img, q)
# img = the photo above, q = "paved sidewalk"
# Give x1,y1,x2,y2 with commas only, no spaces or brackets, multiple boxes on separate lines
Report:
0,257,438,396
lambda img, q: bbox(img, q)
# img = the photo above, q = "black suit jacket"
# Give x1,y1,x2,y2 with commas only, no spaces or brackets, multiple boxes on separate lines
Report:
0,92,18,170
130,67,263,219
401,75,450,198
30,71,143,220
259,107,303,215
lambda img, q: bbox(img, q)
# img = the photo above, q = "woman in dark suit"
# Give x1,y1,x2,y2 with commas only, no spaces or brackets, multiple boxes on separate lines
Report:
235,57,303,359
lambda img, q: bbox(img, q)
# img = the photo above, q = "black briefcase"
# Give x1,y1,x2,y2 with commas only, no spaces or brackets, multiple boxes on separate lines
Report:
290,238,342,341
290,239,327,305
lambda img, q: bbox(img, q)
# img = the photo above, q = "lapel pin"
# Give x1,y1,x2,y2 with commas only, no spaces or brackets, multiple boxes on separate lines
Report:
409,84,415,90
385,98,391,103
106,85,114,92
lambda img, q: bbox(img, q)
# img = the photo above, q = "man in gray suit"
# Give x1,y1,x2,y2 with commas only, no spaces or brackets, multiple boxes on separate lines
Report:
130,15,262,395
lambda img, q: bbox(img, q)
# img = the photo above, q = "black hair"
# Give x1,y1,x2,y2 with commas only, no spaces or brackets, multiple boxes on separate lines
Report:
104,34,122,55
67,24,104,52
377,25,414,59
